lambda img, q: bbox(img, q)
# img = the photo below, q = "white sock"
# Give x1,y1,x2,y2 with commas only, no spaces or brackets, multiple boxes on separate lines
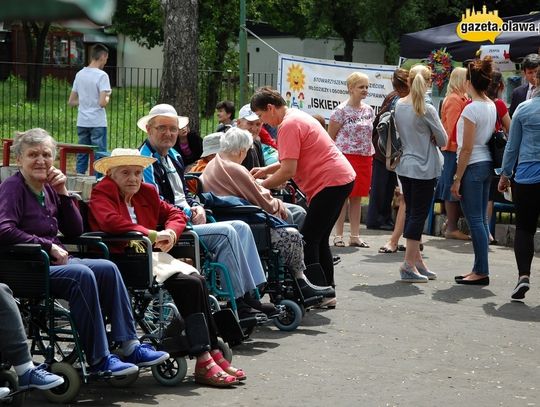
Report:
14,362,34,377
121,340,140,356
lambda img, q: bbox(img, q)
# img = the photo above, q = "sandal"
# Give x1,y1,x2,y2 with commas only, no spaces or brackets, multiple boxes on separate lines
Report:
333,236,345,247
349,235,370,248
194,358,238,387
211,350,246,381
378,243,398,254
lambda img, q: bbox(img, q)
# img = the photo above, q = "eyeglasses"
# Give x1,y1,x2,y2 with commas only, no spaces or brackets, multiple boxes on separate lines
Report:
152,125,179,134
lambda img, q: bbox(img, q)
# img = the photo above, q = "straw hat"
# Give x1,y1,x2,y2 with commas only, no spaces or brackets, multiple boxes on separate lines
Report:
136,104,190,133
94,148,156,174
201,133,222,157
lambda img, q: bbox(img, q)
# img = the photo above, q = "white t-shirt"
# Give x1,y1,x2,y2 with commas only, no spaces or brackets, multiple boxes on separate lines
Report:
72,67,111,127
456,100,496,165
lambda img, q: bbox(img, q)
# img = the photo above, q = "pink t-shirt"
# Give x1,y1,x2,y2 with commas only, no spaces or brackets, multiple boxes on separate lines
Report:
330,101,375,155
278,108,356,201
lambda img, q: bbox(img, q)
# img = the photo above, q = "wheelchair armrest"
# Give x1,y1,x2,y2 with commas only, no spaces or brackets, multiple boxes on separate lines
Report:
210,205,264,216
0,243,43,255
60,235,103,245
82,231,145,241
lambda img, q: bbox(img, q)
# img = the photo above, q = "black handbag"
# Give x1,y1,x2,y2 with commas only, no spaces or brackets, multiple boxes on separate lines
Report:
488,111,507,170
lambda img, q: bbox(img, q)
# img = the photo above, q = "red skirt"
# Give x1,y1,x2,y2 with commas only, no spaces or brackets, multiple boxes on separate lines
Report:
344,154,372,197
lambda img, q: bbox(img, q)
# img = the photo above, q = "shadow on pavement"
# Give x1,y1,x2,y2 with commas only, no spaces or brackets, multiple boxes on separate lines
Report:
482,301,540,322
351,282,424,298
432,285,495,304
231,339,281,356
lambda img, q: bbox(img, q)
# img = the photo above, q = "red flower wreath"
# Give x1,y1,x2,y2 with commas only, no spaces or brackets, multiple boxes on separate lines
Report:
427,48,453,92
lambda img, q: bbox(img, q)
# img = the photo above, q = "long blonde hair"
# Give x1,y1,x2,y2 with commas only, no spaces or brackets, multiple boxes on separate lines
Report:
445,67,467,96
409,64,431,116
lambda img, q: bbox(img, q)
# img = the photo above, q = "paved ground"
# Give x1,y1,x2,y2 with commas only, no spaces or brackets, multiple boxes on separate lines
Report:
22,227,539,406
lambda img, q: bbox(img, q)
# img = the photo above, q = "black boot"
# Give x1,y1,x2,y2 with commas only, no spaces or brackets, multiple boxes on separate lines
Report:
297,278,335,299
243,292,280,317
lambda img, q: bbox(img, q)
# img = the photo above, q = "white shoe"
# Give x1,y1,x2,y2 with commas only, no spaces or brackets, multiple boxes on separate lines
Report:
0,387,10,399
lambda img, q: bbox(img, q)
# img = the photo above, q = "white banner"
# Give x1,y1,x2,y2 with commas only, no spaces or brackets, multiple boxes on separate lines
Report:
277,54,397,121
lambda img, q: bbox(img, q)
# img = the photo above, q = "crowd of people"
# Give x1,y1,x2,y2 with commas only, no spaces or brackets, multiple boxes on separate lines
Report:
0,45,538,398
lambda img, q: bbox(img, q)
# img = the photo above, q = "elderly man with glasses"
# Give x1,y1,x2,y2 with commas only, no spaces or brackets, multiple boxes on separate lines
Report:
137,104,276,319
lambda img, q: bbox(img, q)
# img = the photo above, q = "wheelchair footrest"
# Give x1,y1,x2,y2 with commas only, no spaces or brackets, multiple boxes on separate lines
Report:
213,309,246,344
302,295,324,308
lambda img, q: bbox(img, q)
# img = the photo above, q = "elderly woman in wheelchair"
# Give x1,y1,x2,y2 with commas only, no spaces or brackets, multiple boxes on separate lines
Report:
200,127,335,304
0,129,168,379
87,148,245,387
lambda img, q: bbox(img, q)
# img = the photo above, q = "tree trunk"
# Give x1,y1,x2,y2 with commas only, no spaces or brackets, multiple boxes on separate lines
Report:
22,21,50,102
343,36,354,62
204,30,230,117
160,0,199,133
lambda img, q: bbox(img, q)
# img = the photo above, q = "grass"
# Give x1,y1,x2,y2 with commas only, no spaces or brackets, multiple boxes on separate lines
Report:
0,74,239,149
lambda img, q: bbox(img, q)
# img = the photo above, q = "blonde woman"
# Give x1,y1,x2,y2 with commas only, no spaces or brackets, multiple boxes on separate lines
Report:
436,67,470,240
328,72,375,248
394,65,448,282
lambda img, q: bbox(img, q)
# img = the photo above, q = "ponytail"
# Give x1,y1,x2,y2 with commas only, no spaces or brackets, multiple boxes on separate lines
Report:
409,64,431,116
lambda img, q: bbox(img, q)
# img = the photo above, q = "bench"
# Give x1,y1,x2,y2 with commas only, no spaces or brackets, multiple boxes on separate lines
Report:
2,139,101,175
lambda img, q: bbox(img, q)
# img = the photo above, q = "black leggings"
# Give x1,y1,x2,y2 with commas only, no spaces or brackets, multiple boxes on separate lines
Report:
301,181,354,287
513,181,540,277
399,176,437,241
163,273,218,349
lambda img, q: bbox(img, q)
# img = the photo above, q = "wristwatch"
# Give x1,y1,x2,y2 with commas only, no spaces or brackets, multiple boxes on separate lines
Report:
453,174,460,182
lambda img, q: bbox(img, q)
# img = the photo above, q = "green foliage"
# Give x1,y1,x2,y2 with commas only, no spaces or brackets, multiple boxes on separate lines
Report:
111,0,164,48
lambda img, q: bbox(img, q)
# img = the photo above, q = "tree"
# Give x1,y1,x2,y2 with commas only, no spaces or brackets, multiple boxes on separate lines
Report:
160,0,200,132
20,21,50,101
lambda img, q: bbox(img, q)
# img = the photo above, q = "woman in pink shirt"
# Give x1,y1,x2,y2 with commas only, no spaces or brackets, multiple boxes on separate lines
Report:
250,87,355,305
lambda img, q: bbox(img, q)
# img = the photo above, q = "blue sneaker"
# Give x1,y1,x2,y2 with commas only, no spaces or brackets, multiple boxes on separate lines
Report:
123,344,169,367
91,354,139,377
18,364,65,390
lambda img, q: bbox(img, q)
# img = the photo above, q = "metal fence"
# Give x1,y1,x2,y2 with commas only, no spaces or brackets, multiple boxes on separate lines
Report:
0,62,276,149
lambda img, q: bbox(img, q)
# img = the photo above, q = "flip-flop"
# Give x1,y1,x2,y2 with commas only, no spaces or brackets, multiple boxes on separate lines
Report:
378,245,398,253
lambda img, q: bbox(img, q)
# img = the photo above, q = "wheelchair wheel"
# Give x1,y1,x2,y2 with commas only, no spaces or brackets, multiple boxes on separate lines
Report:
43,362,80,404
273,299,302,332
107,371,139,388
151,357,187,387
0,370,24,407
217,338,232,363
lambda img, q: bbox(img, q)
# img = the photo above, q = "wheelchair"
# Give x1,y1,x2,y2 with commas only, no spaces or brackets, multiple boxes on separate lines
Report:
81,227,239,385
0,236,118,404
202,203,325,332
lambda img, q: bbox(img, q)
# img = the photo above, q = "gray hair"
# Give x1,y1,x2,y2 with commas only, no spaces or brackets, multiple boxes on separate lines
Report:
12,128,57,159
220,127,253,153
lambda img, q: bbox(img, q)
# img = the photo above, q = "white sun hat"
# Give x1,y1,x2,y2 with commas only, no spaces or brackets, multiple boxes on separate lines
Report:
136,104,190,133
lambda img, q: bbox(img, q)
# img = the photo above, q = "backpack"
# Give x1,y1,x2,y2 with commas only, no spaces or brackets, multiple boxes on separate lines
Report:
376,109,402,171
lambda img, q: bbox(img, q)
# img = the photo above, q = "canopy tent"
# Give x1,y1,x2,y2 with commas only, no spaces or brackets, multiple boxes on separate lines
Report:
0,0,116,25
400,13,540,62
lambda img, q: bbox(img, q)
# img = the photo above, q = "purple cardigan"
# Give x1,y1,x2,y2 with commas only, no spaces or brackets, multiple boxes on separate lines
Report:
0,172,83,252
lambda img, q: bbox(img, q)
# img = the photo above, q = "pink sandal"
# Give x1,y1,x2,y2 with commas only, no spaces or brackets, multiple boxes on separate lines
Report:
211,350,246,381
194,358,238,387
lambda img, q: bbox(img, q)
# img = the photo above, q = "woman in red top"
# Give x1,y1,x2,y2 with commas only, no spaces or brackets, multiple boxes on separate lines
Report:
88,149,245,387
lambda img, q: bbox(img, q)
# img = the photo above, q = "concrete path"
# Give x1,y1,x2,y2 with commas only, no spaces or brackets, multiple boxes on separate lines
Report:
23,228,539,406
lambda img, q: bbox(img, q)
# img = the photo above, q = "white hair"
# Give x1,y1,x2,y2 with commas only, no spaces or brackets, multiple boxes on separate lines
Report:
220,127,253,153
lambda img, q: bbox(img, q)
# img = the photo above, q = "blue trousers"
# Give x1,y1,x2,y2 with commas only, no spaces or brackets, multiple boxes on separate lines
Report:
0,283,31,366
50,258,137,364
76,126,107,174
459,161,492,276
193,220,266,298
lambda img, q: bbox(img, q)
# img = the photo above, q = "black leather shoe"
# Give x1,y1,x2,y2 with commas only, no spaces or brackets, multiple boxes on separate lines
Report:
333,255,341,265
455,276,490,286
297,279,335,298
454,275,465,281
243,294,280,317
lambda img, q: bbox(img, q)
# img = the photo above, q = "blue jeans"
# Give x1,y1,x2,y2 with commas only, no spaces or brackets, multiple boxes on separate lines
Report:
193,220,266,298
0,283,32,366
459,161,492,276
50,258,137,364
76,127,107,174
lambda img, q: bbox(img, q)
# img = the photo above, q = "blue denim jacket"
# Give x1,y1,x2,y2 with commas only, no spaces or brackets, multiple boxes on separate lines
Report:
501,96,540,178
